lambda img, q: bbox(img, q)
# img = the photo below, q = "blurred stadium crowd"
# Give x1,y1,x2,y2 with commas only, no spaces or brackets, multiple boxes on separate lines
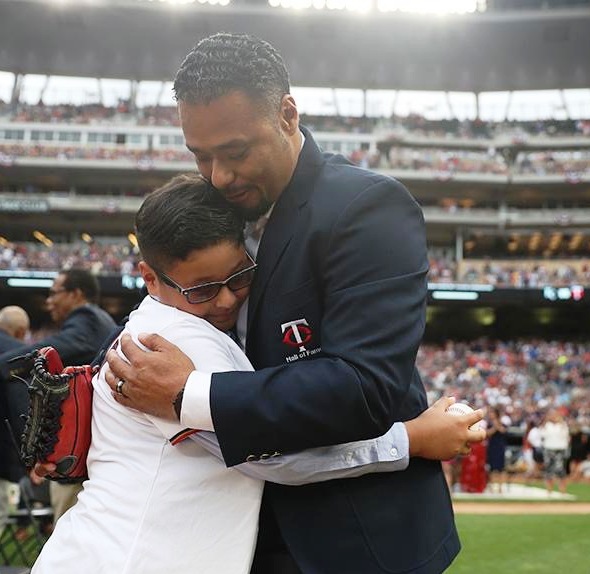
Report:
0,144,590,177
420,339,589,431
2,104,589,179
421,339,590,485
2,241,589,288
0,241,137,275
0,144,192,165
428,257,590,287
3,101,590,137
3,144,589,179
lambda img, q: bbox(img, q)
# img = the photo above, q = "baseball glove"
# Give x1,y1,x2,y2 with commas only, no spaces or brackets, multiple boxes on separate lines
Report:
19,346,96,483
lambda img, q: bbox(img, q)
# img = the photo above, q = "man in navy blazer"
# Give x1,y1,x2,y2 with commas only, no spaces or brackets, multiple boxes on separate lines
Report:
107,34,485,573
0,269,116,381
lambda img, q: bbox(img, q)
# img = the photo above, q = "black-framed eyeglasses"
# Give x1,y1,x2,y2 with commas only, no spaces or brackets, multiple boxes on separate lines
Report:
154,254,257,304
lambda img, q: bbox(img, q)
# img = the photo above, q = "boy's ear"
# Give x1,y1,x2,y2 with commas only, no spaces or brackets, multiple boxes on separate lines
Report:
139,261,159,296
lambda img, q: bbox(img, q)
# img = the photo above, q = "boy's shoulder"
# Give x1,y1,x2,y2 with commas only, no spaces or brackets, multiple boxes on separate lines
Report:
128,295,218,337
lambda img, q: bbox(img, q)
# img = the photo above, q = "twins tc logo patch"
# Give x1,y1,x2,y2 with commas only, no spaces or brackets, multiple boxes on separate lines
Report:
281,318,321,363
281,319,312,352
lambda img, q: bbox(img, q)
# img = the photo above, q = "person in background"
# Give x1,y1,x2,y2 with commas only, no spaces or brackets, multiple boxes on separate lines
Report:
0,306,30,352
568,420,589,483
523,419,544,479
0,306,31,537
486,408,508,493
540,409,570,496
0,268,116,522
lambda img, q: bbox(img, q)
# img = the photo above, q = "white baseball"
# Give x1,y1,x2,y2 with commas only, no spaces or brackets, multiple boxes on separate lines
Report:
446,402,474,416
446,402,482,430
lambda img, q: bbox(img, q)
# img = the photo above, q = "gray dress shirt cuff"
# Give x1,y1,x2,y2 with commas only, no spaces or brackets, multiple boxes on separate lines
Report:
191,422,409,486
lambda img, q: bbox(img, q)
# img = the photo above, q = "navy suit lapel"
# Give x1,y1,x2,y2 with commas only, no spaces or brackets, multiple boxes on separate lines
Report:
246,128,324,339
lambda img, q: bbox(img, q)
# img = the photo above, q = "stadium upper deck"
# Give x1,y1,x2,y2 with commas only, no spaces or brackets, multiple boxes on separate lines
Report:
1,0,589,91
1,107,590,248
1,0,589,305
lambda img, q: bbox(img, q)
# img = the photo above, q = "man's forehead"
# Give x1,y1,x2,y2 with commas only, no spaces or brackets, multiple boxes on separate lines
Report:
179,92,270,125
185,138,248,155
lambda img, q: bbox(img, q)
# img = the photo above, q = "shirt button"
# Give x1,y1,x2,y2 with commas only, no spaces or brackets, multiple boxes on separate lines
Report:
260,453,270,460
246,455,257,462
390,448,398,457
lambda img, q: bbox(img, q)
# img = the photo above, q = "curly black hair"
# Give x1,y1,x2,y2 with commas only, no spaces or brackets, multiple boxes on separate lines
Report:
173,33,290,112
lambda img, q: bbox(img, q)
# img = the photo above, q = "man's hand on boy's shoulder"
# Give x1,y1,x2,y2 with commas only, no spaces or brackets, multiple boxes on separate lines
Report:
106,333,194,420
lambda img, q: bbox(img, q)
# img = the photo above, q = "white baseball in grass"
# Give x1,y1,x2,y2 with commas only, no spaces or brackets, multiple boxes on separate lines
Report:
446,402,482,430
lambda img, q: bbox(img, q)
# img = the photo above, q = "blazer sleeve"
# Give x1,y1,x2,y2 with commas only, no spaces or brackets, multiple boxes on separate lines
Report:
211,178,429,466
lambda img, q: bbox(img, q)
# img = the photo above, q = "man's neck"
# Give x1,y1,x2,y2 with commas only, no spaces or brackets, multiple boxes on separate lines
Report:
65,301,89,318
287,128,305,177
277,128,305,202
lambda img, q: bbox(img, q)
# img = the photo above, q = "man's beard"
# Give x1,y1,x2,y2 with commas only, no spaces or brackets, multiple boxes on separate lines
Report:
240,196,274,222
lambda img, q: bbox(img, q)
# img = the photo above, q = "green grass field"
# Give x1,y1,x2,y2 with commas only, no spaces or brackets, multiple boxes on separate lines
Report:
3,483,589,572
450,514,590,574
550,481,590,502
7,516,587,573
453,481,590,503
0,524,43,568
449,482,590,574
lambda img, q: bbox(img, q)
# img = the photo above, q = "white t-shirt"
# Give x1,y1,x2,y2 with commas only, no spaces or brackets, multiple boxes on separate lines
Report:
33,296,262,574
540,421,570,451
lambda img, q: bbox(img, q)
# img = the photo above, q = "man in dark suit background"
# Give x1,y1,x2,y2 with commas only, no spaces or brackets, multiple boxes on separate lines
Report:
0,268,116,521
106,34,485,574
1,305,31,533
0,268,116,378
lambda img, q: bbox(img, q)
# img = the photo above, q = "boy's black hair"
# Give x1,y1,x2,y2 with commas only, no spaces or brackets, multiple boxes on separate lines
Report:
135,173,244,271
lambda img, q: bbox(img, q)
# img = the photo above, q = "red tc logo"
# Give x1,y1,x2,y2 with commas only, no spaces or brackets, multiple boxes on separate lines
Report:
281,319,312,352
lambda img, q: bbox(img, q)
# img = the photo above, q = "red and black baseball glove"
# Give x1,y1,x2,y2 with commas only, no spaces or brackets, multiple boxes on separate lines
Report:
19,346,96,483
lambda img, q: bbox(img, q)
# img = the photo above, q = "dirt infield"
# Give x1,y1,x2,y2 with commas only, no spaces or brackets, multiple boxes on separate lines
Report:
453,502,590,514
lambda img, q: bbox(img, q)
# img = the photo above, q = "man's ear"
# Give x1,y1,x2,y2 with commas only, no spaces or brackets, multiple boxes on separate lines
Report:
279,94,299,136
139,261,159,297
70,288,87,305
15,326,27,341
